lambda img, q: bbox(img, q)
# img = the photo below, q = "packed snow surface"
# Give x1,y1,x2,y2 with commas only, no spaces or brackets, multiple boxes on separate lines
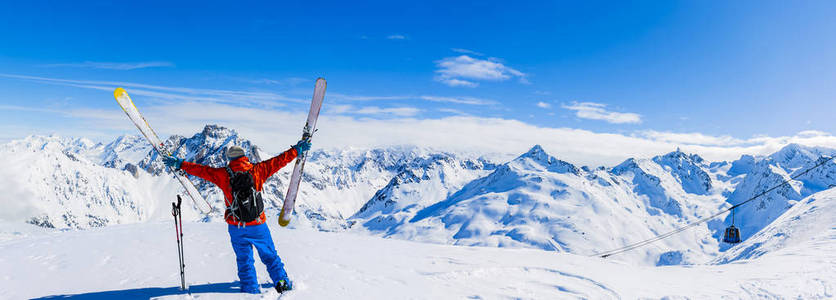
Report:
1,213,833,299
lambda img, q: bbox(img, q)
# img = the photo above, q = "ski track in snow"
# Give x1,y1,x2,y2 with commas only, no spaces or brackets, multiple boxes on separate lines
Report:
1,213,833,300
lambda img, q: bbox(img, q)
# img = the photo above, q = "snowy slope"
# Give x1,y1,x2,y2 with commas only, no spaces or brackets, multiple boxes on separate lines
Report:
1,218,832,299
715,187,836,264
0,135,187,228
293,146,492,231
350,152,496,232
719,144,836,245
97,134,152,172
0,125,497,232
366,146,726,265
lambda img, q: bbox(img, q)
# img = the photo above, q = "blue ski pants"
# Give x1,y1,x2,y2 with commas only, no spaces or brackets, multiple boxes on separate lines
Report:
227,223,289,293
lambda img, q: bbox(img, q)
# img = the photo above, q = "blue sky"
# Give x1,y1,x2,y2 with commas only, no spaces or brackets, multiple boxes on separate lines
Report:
2,1,836,164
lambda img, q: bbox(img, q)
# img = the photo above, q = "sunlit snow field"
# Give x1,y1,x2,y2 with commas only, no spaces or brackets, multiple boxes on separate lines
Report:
1,206,833,300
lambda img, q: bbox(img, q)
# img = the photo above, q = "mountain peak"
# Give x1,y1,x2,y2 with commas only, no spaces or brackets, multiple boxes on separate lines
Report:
611,158,639,175
518,144,547,160
512,145,578,174
200,124,237,139
528,144,545,153
768,143,834,169
772,143,811,158
656,148,705,165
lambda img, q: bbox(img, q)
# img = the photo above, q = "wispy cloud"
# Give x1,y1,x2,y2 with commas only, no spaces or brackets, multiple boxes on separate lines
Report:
329,93,496,106
0,105,62,114
42,61,174,70
0,73,304,107
561,102,641,124
437,108,471,116
387,34,407,40
420,96,496,106
536,101,551,109
234,77,308,86
451,48,484,56
355,106,420,117
325,104,420,117
328,93,407,101
438,78,478,88
639,131,745,147
434,55,526,88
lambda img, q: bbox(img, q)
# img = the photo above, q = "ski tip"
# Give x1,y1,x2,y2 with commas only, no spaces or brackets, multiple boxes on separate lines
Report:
114,87,127,99
278,209,291,227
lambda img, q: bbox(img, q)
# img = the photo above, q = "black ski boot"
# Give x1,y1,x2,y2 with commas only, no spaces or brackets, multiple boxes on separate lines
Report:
275,279,293,293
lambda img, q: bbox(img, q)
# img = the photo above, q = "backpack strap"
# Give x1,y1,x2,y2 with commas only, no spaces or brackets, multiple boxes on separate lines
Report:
225,166,239,224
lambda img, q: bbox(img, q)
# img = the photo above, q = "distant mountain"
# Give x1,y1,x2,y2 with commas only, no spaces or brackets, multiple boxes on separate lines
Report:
36,125,495,232
5,127,835,266
351,152,496,232
714,187,836,263
718,143,836,246
357,145,727,265
0,135,169,228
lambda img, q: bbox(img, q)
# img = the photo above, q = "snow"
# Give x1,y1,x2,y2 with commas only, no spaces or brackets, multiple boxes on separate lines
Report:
718,144,836,248
0,135,191,228
361,146,728,265
3,127,836,298
715,187,836,264
1,214,833,299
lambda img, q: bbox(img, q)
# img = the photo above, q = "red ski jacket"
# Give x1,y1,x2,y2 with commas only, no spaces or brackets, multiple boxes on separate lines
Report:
180,148,298,226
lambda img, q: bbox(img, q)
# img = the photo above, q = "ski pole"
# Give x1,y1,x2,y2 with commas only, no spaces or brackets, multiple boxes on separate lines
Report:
173,195,186,291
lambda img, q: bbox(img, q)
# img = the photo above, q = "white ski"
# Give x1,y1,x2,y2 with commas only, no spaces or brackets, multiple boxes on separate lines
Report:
279,78,326,227
113,87,214,215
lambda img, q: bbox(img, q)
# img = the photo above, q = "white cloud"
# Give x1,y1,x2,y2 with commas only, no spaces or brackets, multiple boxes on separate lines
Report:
387,34,406,40
42,61,174,70
235,77,307,86
451,48,484,56
0,73,304,107
10,74,836,168
323,104,420,117
437,78,478,87
329,93,495,106
8,100,836,167
354,106,421,117
328,93,408,101
420,96,496,106
327,104,354,114
639,131,746,146
434,55,526,87
437,108,470,116
561,102,642,124
536,102,551,109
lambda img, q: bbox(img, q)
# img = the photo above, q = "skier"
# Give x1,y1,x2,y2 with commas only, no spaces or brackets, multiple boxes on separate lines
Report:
161,140,311,294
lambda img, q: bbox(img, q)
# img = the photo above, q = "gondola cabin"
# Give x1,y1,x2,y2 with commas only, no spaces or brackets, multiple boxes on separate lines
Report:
723,225,741,244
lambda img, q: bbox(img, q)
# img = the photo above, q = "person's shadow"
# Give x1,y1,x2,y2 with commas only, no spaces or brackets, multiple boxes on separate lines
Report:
33,282,275,299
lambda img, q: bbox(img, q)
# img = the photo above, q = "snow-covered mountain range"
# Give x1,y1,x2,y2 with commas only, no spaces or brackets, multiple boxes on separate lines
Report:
3,124,834,266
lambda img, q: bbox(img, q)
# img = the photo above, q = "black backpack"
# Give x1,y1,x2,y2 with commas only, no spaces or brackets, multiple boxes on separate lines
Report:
226,167,264,223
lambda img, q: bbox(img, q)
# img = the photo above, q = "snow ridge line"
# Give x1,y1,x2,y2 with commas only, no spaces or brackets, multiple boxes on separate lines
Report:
593,155,836,258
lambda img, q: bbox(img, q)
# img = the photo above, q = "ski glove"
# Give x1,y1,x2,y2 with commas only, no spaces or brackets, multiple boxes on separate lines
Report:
162,155,184,170
292,139,312,154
